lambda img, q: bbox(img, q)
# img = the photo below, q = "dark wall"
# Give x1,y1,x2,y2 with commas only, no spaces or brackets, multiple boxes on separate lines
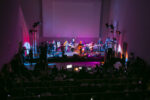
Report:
20,0,42,43
100,0,111,41
109,0,150,63
0,0,22,69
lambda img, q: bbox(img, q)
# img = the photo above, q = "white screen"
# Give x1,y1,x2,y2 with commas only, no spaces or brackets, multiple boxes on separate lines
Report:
42,0,101,39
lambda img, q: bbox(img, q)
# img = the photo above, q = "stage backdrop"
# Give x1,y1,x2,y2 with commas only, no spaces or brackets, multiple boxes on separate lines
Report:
42,0,101,43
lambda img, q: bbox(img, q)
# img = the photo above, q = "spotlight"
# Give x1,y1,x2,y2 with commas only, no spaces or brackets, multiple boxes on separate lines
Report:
29,29,37,33
105,23,109,28
29,29,33,33
23,42,30,55
110,24,114,29
113,37,116,40
33,21,41,28
101,61,104,65
116,31,121,35
118,44,122,53
110,30,114,33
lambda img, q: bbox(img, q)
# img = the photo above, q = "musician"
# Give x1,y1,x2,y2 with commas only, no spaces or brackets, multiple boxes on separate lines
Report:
84,44,90,54
72,38,75,45
57,41,61,48
70,38,76,52
49,42,53,55
91,42,95,52
60,43,65,57
78,41,83,55
29,48,33,66
64,40,69,52
105,37,112,50
55,41,58,52
51,40,56,56
112,38,118,52
88,42,94,52
97,38,103,52
52,40,56,51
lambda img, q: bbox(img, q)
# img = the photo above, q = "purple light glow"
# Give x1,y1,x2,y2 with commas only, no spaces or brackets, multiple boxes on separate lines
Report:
42,0,101,43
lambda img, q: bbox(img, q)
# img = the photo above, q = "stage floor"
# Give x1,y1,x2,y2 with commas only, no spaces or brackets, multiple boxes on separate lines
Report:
47,51,78,58
47,51,105,58
28,51,104,63
24,51,104,70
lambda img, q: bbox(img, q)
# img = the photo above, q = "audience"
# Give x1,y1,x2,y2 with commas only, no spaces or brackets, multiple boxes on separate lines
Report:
0,44,150,100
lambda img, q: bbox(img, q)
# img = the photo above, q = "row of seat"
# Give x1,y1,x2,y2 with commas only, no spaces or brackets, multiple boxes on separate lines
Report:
9,82,145,97
8,90,150,100
11,77,144,88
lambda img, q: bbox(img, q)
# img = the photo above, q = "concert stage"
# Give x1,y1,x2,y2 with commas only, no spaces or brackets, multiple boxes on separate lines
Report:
26,50,104,63
25,51,104,70
47,51,105,58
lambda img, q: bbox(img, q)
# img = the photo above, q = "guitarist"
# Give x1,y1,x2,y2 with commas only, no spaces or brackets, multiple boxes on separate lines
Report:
78,41,83,56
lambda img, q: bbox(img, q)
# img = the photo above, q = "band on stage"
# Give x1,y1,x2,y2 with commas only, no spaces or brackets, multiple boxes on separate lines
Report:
22,37,119,58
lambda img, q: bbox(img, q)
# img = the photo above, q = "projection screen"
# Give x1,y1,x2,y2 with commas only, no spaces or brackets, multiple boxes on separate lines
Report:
42,0,101,42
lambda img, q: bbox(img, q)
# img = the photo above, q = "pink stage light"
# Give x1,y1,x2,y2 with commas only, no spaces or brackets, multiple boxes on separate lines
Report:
118,44,122,53
19,7,30,55
125,51,128,62
118,44,122,59
23,42,30,55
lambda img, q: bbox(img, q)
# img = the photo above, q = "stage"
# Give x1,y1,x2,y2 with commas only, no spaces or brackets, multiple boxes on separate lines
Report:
25,50,104,62
24,51,104,70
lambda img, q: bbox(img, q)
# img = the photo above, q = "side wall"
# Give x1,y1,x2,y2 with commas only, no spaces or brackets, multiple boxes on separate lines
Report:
0,0,22,69
109,0,150,63
20,0,42,44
